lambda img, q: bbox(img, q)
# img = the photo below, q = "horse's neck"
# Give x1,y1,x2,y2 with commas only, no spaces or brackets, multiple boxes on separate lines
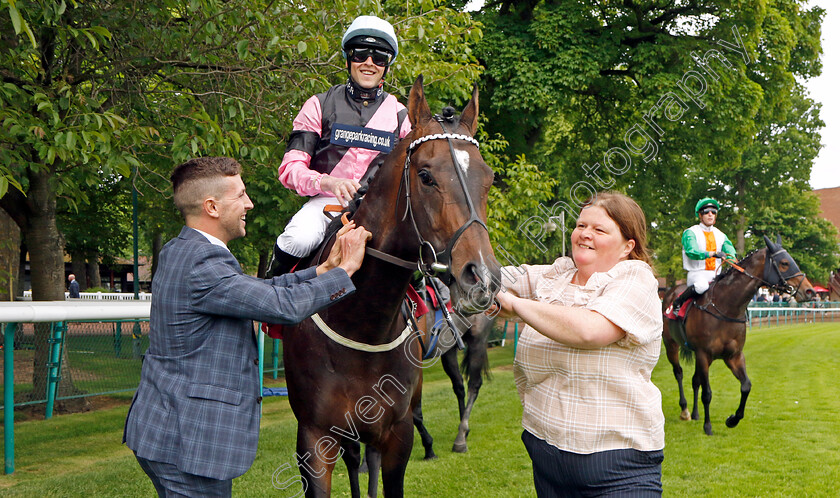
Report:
322,178,417,335
707,254,764,313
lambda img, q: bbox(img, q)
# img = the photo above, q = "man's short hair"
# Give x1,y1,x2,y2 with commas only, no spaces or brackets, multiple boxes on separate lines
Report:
171,157,242,218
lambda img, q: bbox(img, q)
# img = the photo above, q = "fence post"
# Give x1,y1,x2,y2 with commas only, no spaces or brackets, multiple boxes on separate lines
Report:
272,338,280,380
45,321,66,419
4,322,15,474
114,321,122,358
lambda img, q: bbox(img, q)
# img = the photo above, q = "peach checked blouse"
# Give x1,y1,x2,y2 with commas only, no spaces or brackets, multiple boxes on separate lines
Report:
505,257,665,454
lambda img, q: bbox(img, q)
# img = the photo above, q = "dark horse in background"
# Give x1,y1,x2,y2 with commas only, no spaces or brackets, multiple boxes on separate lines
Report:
662,235,815,435
412,303,496,459
282,76,501,497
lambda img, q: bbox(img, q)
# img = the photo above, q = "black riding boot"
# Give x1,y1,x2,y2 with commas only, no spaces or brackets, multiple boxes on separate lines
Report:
673,285,700,314
266,246,301,277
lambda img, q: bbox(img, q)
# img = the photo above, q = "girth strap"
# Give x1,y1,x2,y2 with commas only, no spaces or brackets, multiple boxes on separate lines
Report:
311,313,415,352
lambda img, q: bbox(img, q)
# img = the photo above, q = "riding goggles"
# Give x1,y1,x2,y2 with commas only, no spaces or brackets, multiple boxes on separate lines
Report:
699,208,718,216
347,47,393,67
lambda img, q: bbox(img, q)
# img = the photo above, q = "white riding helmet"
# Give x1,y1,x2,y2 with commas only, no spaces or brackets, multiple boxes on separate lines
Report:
341,15,399,60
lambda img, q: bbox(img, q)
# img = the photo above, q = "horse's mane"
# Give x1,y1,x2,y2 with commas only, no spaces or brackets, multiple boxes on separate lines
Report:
711,247,763,285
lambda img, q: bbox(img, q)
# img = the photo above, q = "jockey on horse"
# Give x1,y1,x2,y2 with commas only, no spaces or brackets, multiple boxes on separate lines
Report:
268,15,411,276
669,197,737,317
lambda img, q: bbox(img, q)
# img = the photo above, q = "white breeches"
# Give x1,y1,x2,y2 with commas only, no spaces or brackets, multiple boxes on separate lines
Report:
275,196,337,257
687,269,717,294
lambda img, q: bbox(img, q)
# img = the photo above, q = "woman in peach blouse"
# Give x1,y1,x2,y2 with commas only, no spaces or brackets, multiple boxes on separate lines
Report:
495,191,664,497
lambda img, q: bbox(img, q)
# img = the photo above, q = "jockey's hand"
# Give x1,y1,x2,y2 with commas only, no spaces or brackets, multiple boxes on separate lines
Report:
320,176,361,207
713,251,727,260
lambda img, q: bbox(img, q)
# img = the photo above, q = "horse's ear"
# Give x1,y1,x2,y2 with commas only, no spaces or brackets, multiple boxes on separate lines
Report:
763,235,774,249
776,234,782,246
408,75,432,127
459,84,479,136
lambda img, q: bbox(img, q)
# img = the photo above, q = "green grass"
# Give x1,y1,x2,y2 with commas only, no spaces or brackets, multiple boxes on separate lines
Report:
1,322,839,496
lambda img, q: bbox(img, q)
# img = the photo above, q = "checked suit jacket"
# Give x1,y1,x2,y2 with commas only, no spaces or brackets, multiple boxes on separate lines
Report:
124,226,354,480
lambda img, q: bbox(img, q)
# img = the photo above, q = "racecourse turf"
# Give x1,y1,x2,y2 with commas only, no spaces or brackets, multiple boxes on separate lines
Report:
1,322,838,496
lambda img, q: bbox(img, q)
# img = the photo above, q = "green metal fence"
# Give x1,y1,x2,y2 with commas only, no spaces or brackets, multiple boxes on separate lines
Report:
747,301,840,328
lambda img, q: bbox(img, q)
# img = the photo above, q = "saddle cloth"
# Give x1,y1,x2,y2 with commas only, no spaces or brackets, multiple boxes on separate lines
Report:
664,298,695,321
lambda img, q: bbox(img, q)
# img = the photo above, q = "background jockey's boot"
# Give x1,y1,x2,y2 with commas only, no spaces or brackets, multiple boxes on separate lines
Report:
673,285,699,315
266,246,300,277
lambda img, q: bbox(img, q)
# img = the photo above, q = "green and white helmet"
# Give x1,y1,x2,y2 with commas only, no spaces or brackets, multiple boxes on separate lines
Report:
341,15,399,60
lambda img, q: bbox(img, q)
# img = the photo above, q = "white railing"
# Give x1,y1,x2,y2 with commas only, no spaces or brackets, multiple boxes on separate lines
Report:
21,290,152,301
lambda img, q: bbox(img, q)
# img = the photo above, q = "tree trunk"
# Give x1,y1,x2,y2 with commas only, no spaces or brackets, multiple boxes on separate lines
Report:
88,251,102,288
26,168,90,412
70,251,87,291
0,209,20,301
17,241,26,299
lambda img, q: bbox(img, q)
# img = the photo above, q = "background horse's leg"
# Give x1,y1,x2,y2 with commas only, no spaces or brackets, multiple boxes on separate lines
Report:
296,425,338,498
379,419,414,498
439,346,469,452
723,351,752,429
452,316,492,453
412,399,437,459
341,439,362,498
664,326,690,420
693,352,715,435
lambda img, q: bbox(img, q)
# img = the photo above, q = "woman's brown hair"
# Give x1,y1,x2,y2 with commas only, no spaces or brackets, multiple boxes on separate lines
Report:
582,191,653,266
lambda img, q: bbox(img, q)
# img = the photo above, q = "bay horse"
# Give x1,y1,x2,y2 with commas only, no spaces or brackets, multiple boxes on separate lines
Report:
412,294,496,458
662,235,815,435
281,75,501,497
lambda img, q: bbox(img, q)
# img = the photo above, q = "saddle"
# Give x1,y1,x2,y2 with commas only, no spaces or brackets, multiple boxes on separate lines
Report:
664,296,695,322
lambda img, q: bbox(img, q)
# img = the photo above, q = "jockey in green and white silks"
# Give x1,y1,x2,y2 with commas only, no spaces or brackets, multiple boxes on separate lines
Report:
672,198,736,313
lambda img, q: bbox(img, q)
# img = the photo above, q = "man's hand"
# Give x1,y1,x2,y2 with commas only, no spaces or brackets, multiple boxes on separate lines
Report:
713,251,727,260
336,226,372,276
320,175,361,206
319,222,355,274
316,223,371,277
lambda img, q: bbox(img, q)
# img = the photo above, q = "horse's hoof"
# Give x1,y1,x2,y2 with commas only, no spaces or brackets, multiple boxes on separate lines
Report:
424,452,438,461
704,425,714,436
691,413,700,421
725,415,741,428
452,442,468,453
680,409,691,421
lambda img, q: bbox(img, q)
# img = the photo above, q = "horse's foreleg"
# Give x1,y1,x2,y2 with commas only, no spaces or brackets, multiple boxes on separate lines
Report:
380,419,414,498
296,426,338,498
724,352,751,429
364,445,381,498
341,439,362,498
693,353,714,435
441,347,466,418
412,400,437,460
664,332,690,420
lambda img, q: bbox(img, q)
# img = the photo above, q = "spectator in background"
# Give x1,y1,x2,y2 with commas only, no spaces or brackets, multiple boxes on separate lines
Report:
68,274,80,299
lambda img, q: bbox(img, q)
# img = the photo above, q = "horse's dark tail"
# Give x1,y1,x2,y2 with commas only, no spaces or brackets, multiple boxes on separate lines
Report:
679,344,695,363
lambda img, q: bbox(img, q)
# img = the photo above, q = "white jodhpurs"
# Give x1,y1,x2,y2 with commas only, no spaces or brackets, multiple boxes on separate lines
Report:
687,269,717,294
275,196,339,257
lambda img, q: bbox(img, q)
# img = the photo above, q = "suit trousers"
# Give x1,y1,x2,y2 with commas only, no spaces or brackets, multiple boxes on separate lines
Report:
135,453,233,497
522,430,663,497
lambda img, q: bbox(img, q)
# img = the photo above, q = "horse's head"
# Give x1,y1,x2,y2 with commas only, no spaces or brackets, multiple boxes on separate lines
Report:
400,75,501,314
762,234,815,302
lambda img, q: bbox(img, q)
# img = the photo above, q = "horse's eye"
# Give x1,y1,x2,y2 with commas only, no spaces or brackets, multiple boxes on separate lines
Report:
418,169,436,187
780,261,789,269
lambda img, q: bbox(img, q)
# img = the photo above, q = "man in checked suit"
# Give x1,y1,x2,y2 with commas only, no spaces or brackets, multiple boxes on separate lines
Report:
123,156,370,496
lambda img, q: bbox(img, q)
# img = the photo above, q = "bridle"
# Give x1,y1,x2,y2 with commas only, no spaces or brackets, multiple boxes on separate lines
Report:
698,246,806,322
365,114,488,286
